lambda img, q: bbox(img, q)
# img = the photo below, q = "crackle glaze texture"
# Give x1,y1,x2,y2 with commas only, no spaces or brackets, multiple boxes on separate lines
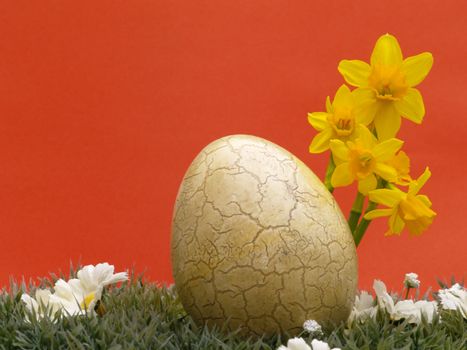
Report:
171,135,358,336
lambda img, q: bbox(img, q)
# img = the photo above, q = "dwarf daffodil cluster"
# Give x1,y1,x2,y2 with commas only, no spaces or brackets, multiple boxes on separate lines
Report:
21,263,128,321
307,34,435,245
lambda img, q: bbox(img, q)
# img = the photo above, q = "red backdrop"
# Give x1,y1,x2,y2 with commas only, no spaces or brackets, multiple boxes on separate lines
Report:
0,1,465,293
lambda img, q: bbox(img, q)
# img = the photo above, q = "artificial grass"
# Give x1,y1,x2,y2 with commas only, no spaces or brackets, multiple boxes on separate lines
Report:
0,272,465,350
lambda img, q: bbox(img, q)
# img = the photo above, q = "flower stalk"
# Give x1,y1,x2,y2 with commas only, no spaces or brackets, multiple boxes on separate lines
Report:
348,192,365,233
353,200,378,246
324,155,335,193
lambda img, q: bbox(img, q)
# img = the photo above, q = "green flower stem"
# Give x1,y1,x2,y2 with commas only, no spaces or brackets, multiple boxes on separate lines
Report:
324,155,335,193
353,200,378,246
348,192,365,233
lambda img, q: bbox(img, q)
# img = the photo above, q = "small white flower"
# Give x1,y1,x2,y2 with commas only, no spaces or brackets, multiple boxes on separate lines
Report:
393,299,438,324
73,263,128,313
393,300,420,324
21,289,62,320
404,273,420,289
415,300,437,323
50,278,89,316
311,339,341,350
373,280,395,315
438,283,467,319
277,337,311,350
348,291,377,323
77,263,128,295
21,262,128,320
303,319,322,334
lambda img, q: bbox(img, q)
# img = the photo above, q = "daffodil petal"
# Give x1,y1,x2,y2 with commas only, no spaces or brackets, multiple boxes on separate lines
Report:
401,52,433,87
368,188,404,207
338,60,371,87
332,84,353,110
353,88,378,125
394,88,425,124
416,194,432,207
356,124,377,149
364,208,393,220
409,167,431,195
329,139,349,160
373,139,404,161
331,163,354,188
374,104,401,140
374,163,398,181
371,34,403,66
308,112,329,131
358,174,377,195
325,96,333,113
388,211,405,235
309,128,333,153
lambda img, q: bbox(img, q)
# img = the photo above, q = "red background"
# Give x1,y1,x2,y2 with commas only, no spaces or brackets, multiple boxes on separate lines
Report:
0,1,465,293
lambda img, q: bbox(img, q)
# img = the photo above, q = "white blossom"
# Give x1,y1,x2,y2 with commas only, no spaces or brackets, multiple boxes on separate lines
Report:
277,337,311,350
311,339,341,350
73,263,128,313
373,280,395,315
21,263,128,320
77,263,128,295
415,300,437,323
303,319,322,334
21,289,62,320
393,300,419,323
404,273,420,289
49,278,92,316
438,283,467,319
348,291,377,323
392,299,437,324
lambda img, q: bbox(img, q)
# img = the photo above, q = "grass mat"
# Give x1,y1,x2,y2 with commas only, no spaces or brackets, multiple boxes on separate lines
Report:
0,275,465,350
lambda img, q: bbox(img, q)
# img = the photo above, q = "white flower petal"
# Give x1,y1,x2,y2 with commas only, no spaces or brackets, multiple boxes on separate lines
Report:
311,339,330,350
415,300,437,323
356,291,375,310
77,263,128,294
21,293,39,313
438,284,467,319
393,300,421,324
287,337,312,350
373,280,395,315
348,291,377,324
53,279,77,302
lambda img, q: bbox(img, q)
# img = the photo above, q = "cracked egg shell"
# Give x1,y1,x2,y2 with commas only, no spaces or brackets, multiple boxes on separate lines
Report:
171,134,357,336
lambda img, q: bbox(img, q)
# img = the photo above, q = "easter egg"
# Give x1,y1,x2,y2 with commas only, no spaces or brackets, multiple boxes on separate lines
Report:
171,135,357,336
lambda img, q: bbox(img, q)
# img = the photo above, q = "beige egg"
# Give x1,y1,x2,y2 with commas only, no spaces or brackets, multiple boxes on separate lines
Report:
171,135,357,336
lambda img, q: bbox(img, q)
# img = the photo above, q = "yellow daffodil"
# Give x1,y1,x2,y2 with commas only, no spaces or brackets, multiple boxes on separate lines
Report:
338,34,433,140
388,151,412,185
308,85,363,153
364,168,436,235
329,125,403,194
